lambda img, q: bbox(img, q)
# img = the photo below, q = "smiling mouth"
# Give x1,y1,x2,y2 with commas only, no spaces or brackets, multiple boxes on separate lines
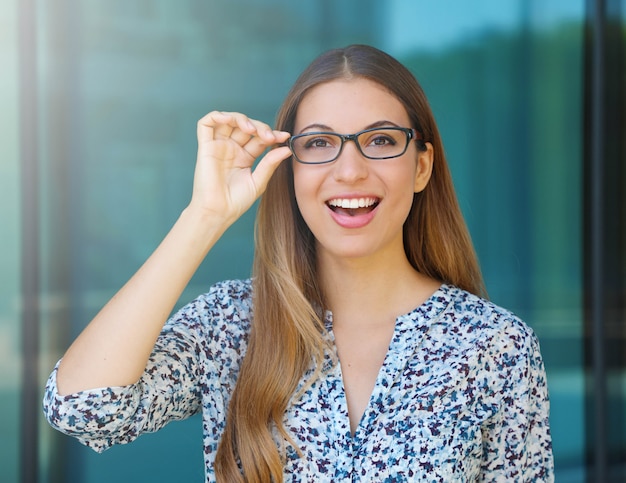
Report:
326,197,380,216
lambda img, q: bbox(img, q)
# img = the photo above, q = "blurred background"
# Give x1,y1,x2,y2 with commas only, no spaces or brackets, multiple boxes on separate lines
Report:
1,0,625,482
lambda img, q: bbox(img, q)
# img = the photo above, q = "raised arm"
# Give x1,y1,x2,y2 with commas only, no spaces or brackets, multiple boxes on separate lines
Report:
55,111,291,395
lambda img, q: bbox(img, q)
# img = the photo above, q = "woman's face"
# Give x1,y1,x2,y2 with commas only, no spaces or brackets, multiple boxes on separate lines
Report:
292,77,433,265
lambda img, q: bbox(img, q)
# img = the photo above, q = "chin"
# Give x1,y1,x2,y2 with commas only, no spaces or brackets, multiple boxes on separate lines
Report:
317,239,394,262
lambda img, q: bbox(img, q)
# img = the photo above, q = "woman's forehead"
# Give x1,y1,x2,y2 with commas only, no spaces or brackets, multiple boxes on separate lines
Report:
294,78,410,132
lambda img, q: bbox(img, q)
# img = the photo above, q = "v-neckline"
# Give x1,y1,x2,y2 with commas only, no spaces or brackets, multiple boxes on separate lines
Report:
323,284,451,443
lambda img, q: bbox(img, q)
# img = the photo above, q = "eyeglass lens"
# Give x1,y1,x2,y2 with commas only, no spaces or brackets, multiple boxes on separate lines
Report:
291,128,410,164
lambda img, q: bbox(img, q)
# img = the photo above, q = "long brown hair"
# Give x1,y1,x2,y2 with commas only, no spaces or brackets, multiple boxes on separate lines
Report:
214,44,485,482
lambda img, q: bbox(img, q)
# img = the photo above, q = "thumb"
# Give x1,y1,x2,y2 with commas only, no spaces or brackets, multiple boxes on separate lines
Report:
251,146,292,195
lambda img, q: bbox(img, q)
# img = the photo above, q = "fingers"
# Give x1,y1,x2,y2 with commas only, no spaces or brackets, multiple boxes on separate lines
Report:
194,111,292,206
197,111,290,148
239,130,288,161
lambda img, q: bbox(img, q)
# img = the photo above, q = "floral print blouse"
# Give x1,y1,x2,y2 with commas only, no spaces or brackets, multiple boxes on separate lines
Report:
43,280,554,482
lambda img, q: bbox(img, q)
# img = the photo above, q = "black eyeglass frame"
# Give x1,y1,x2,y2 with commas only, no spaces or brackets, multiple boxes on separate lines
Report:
288,126,423,165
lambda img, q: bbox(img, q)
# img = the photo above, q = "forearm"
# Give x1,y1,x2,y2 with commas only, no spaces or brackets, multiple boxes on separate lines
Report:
56,207,229,395
55,111,291,396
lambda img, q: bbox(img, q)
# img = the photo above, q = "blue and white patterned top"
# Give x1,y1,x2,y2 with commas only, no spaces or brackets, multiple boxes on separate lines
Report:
43,280,554,482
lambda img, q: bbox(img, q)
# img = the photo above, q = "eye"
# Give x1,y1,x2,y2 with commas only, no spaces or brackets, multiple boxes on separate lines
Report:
302,135,338,150
370,135,396,146
364,133,398,148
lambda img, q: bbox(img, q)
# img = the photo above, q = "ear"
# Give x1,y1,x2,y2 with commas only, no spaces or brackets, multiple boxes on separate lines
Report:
414,142,434,193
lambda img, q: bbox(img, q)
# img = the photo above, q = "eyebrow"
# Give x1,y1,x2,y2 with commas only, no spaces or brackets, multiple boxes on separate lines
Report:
297,120,401,134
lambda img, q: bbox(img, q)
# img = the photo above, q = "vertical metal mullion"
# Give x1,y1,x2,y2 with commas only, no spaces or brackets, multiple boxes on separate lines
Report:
585,0,608,481
18,0,40,481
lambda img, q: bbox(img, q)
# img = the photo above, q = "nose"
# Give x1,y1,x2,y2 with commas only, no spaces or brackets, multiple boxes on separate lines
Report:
332,139,369,183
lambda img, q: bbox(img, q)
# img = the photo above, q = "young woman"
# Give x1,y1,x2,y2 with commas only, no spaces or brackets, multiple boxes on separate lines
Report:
44,45,553,482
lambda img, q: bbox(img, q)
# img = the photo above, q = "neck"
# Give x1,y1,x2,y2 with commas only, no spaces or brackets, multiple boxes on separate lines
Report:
318,249,440,330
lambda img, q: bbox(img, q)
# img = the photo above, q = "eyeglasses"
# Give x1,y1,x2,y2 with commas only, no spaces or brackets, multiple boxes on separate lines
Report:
288,126,421,165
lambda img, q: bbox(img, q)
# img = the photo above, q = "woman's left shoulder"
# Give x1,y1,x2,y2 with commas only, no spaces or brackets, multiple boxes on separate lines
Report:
440,284,540,350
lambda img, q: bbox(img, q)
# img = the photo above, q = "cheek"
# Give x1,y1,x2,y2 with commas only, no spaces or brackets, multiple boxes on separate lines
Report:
374,162,418,195
386,167,420,217
292,166,305,202
292,165,317,218
292,164,303,191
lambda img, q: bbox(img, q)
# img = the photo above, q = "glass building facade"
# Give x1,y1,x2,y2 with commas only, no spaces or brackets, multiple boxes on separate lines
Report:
1,0,624,481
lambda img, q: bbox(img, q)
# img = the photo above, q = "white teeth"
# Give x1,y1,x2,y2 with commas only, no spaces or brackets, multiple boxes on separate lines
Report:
328,197,378,209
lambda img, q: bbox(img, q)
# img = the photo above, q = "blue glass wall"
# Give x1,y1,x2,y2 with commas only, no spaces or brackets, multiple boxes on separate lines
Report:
3,1,625,481
0,2,20,482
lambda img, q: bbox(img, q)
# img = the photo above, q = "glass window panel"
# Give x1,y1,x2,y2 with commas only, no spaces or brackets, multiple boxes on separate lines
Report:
388,2,586,480
0,1,21,481
35,1,381,481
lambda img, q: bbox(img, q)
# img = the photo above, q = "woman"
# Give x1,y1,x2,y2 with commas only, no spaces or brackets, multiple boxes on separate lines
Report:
44,45,553,482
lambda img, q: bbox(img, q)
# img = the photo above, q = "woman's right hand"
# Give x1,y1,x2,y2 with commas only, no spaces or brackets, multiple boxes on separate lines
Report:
189,111,292,226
